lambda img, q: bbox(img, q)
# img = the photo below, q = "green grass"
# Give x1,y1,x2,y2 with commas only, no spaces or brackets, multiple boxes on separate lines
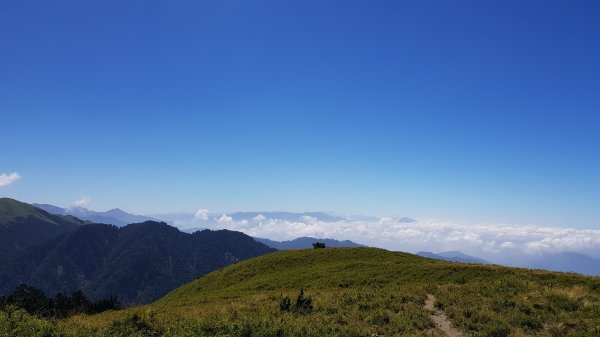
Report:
0,198,54,226
2,248,599,336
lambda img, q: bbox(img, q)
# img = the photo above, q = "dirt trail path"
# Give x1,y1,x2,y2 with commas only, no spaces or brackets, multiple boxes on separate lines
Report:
424,294,464,337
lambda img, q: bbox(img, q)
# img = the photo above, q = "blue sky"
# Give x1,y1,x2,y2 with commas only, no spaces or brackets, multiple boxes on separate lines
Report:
1,1,599,228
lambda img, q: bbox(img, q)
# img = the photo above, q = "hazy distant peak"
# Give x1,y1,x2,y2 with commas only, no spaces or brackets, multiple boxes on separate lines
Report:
31,203,65,215
104,208,135,217
524,251,600,276
254,236,364,250
33,203,158,227
417,251,489,264
67,206,93,215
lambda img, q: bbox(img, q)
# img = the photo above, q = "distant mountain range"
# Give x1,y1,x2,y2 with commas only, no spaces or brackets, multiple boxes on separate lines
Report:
254,237,364,250
417,250,600,276
0,198,86,255
33,203,158,227
523,252,600,276
3,196,599,305
0,220,275,304
0,198,276,304
417,251,490,264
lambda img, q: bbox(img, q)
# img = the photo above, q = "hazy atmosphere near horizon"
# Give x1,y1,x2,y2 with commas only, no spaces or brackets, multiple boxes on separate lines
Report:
2,1,600,264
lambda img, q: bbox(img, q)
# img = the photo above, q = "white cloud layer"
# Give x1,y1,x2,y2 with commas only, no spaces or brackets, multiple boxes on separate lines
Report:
74,196,91,207
0,172,21,187
194,209,209,221
211,216,600,261
217,214,233,225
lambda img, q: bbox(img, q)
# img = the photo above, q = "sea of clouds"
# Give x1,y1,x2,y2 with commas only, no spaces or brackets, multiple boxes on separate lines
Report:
190,213,600,262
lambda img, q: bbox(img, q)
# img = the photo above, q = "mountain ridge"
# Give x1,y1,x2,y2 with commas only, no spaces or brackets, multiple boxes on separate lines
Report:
523,251,600,276
0,220,276,304
33,203,159,227
0,198,85,255
417,250,489,264
254,236,364,250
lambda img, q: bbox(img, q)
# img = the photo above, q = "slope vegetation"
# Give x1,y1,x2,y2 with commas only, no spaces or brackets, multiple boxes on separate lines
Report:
1,248,599,336
0,221,275,304
0,198,84,255
54,247,599,337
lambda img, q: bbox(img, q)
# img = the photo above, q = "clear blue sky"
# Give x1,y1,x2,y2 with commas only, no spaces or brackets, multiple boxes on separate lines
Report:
1,1,599,228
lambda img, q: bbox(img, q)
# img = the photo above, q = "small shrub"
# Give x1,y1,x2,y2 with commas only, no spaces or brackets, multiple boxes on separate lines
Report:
295,289,313,313
279,296,291,312
312,242,326,249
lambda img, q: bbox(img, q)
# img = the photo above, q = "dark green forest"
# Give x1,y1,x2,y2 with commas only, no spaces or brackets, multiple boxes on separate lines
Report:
0,284,118,318
0,199,275,305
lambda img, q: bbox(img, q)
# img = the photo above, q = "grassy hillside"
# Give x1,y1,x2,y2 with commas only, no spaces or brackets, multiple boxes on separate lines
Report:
2,248,600,336
0,198,82,227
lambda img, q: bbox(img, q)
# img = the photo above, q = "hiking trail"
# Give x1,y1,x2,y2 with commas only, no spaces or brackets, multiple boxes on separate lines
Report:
424,294,464,337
